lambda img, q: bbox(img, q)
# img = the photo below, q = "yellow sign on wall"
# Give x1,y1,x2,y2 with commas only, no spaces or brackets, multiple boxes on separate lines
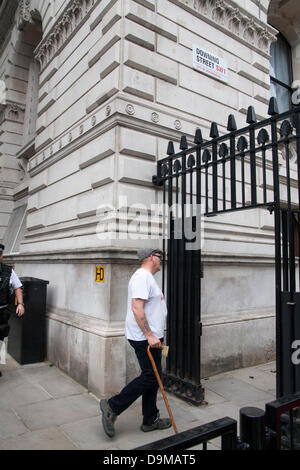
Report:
95,266,105,282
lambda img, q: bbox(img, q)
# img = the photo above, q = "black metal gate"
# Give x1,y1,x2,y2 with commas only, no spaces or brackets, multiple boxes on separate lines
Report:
153,98,300,404
278,209,300,396
164,216,203,404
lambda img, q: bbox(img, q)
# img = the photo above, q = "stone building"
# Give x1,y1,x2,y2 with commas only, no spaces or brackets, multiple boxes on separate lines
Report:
0,0,299,398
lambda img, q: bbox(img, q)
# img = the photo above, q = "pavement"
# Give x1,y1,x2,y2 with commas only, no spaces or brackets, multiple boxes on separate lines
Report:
0,354,276,450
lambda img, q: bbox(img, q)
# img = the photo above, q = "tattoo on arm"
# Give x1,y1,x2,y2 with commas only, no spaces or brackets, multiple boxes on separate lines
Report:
141,315,151,333
132,299,153,337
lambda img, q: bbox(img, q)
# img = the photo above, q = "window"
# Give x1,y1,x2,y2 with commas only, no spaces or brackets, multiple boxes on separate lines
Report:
270,32,293,113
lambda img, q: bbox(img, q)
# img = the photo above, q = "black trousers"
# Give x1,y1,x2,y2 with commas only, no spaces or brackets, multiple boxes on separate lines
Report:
0,307,10,341
108,339,163,425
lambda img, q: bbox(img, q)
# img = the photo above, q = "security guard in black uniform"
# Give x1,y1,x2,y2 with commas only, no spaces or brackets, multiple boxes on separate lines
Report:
0,244,24,376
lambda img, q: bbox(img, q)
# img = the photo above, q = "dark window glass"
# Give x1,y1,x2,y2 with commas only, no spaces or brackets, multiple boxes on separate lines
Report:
270,32,293,113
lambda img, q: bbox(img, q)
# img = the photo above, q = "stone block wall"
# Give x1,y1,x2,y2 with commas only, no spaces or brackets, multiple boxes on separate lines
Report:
1,0,287,396
21,0,276,256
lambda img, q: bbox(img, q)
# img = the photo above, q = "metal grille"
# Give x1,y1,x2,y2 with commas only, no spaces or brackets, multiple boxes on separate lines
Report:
154,99,300,402
156,102,300,216
266,392,300,449
134,417,237,450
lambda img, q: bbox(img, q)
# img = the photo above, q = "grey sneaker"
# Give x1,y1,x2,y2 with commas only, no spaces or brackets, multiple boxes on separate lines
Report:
141,417,172,432
100,399,117,438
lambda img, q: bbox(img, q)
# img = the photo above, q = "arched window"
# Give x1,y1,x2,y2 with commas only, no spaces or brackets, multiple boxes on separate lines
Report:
270,32,293,113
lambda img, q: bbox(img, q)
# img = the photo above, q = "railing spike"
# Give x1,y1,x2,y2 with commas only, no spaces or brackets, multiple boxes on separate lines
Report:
180,135,188,150
246,106,257,124
227,114,237,131
268,97,279,116
167,141,175,155
194,128,203,144
152,175,163,186
210,122,219,138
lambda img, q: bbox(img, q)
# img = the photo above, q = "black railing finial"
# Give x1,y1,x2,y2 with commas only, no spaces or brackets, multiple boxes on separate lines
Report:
202,148,211,163
152,175,163,186
210,122,219,138
167,141,175,155
246,106,257,124
180,135,188,150
227,114,237,132
268,97,279,116
194,128,203,144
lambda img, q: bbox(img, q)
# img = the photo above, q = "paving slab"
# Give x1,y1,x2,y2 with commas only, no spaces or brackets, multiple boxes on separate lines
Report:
0,381,51,409
61,403,172,450
0,408,28,440
18,363,68,384
0,427,78,450
219,365,276,395
61,416,110,450
0,352,21,372
38,375,86,398
60,393,206,451
16,364,86,398
202,384,228,405
14,393,99,431
256,361,276,374
204,376,274,406
0,357,277,450
159,395,203,428
0,369,29,387
185,401,242,425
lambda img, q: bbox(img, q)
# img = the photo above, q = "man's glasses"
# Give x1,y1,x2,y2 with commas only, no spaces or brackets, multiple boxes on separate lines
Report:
152,254,162,260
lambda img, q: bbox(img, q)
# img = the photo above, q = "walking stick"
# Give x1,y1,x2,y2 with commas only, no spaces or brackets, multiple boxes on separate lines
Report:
147,345,178,434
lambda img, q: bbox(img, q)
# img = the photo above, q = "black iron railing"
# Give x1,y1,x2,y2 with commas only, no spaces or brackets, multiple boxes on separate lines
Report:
154,98,300,402
133,392,300,451
134,417,237,451
266,391,300,449
156,101,300,216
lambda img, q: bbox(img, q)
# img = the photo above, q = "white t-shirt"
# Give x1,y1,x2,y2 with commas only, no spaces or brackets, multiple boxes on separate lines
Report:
10,270,22,290
125,268,168,341
0,269,22,307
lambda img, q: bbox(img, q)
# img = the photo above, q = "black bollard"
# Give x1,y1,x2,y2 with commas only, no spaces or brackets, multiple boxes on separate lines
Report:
239,407,265,450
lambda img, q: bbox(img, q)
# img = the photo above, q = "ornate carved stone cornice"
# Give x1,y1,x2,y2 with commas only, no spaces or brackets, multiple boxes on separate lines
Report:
34,0,97,70
169,0,277,56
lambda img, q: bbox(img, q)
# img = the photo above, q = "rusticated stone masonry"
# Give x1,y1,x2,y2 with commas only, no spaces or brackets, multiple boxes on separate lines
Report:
35,0,277,71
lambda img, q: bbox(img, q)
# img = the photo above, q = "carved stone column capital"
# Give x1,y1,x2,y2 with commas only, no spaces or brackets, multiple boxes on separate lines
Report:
17,0,32,30
0,102,25,123
17,0,40,30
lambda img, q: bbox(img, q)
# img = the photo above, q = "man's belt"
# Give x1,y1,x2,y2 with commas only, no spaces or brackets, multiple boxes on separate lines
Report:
0,304,8,309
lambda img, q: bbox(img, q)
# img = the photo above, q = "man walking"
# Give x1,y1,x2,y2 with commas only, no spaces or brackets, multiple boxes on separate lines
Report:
0,244,24,376
100,248,171,437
